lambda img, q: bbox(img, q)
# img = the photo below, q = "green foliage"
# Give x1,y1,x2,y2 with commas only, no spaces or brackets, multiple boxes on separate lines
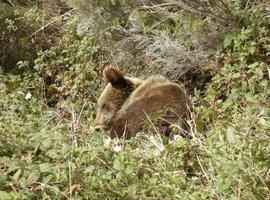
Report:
196,4,270,199
1,0,270,199
31,35,101,104
0,7,36,72
0,2,66,73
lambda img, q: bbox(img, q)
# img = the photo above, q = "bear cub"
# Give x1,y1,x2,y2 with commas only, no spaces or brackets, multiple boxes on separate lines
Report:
94,66,190,138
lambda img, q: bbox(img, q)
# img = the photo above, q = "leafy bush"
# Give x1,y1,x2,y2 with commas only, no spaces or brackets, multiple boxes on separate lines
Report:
68,0,248,91
195,4,270,199
0,2,68,73
0,0,269,199
0,28,102,198
31,35,101,106
68,1,270,94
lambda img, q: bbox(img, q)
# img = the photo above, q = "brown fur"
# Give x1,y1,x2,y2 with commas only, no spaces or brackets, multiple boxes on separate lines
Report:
94,67,190,138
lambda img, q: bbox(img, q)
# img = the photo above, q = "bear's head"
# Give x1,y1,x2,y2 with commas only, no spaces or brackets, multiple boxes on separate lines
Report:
94,67,142,131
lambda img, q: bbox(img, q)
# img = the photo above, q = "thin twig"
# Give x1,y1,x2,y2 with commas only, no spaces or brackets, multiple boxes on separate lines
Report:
4,0,14,7
39,111,62,131
34,181,69,199
196,156,210,181
75,101,87,129
31,8,76,37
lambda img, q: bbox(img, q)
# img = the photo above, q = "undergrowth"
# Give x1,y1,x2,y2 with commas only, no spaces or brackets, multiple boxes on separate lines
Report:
0,0,269,199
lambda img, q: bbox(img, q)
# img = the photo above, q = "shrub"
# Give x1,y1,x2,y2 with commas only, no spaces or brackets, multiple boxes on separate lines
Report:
0,0,269,199
68,0,244,91
0,1,68,73
195,4,270,199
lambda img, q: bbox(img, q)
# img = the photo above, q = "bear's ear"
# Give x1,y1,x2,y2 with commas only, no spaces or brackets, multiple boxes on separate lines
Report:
103,66,132,89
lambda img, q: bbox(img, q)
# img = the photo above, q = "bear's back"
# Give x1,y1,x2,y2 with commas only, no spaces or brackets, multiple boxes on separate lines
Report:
125,75,188,114
110,75,189,137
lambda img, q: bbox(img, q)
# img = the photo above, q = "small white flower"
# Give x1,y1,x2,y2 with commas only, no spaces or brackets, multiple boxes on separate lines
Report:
173,135,182,141
152,147,163,157
103,137,111,148
149,135,155,141
112,145,123,152
25,92,32,100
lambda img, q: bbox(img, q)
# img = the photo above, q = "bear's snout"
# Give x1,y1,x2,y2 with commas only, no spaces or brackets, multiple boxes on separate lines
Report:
93,116,103,129
93,114,112,131
93,126,102,131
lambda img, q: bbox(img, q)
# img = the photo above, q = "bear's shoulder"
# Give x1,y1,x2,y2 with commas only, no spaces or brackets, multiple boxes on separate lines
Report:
136,75,181,92
127,75,185,102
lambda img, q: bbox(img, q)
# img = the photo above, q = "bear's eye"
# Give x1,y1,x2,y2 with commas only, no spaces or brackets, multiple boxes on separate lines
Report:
101,104,110,111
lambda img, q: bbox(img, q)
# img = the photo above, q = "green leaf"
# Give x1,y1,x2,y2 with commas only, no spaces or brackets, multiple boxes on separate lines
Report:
12,169,21,182
113,158,124,171
84,165,95,175
110,0,116,6
245,92,255,102
196,120,205,133
260,80,268,87
0,174,7,185
43,174,56,184
258,118,267,126
127,184,137,196
224,161,240,174
39,163,52,173
27,171,40,185
247,62,259,69
125,164,134,174
224,36,233,48
6,81,20,90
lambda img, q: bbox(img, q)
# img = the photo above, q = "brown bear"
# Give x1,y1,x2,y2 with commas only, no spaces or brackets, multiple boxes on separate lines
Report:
93,66,190,138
